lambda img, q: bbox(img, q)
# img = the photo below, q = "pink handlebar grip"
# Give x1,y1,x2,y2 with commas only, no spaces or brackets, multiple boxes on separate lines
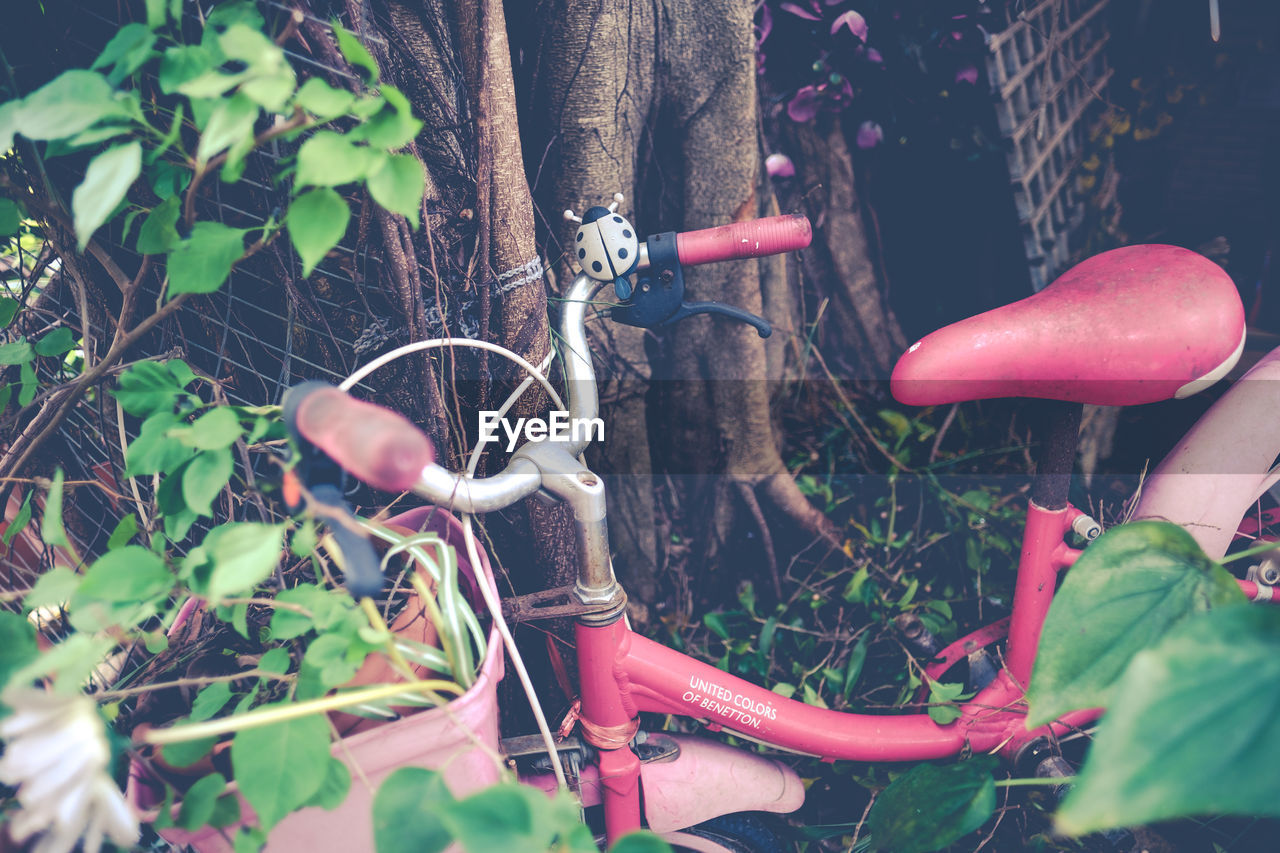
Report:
294,387,435,493
675,215,812,266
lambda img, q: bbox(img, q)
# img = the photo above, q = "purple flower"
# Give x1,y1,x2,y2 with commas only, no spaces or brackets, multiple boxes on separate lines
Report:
831,10,868,41
787,85,821,123
755,4,772,43
780,1,822,21
855,120,884,149
865,47,884,64
954,64,978,85
766,153,796,177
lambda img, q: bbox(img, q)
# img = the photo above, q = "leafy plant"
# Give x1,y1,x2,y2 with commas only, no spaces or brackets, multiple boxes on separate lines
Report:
864,521,1277,851
0,4,673,852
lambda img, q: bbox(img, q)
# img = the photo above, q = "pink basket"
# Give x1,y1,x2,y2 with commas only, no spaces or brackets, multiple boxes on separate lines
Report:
128,508,504,852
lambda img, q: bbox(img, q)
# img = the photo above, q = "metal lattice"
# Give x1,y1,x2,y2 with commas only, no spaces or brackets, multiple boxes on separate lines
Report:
985,0,1114,290
4,0,480,586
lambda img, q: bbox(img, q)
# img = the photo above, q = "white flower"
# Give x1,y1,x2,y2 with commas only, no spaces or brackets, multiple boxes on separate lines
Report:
0,688,139,853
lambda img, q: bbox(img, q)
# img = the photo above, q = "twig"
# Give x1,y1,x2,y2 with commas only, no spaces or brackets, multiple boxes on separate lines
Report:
96,668,294,700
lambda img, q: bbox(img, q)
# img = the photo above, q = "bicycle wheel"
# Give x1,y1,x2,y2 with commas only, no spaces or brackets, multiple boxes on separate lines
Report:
660,813,795,853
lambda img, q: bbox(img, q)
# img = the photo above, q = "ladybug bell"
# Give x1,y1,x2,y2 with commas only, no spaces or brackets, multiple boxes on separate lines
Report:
565,193,640,299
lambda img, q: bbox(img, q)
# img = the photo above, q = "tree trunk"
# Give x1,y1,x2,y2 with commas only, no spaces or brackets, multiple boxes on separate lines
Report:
778,118,909,379
518,0,836,610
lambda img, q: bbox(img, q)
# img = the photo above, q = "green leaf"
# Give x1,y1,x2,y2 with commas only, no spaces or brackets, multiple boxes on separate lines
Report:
270,583,331,639
842,566,869,603
40,468,69,548
210,793,241,829
257,647,292,675
444,784,553,852
287,187,349,276
24,566,80,610
353,86,422,150
1026,521,1244,727
125,412,196,476
74,545,172,603
233,826,267,853
303,633,359,687
1056,606,1280,834
206,1,265,33
15,71,131,141
162,736,218,770
0,198,22,237
897,577,919,609
303,758,351,811
18,361,36,407
843,634,868,701
231,712,331,830
102,515,139,551
703,612,729,641
187,407,244,450
182,447,233,517
927,680,968,725
107,514,139,550
2,491,32,548
148,158,191,199
115,361,185,415
167,221,248,295
295,131,378,187
373,767,455,853
290,519,318,559
204,522,285,602
34,331,76,364
160,45,217,93
241,72,296,113
190,682,234,722
145,0,169,29
71,141,142,251
333,25,379,84
34,328,76,358
167,359,197,389
9,632,114,694
367,154,424,228
91,23,157,85
197,92,258,164
0,339,34,365
137,195,181,254
0,610,39,690
801,682,828,709
178,773,228,831
295,77,354,120
866,759,997,853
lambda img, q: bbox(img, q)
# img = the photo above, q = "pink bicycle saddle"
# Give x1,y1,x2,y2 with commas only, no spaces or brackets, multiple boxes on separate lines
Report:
891,245,1246,406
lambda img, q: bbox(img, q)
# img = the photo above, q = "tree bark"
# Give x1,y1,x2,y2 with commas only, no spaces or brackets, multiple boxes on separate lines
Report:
519,0,836,609
779,119,908,379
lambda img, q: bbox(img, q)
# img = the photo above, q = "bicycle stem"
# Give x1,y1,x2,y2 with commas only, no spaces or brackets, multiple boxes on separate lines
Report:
407,273,626,618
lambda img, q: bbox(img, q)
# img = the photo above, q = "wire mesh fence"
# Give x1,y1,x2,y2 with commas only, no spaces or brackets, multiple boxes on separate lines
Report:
2,0,482,589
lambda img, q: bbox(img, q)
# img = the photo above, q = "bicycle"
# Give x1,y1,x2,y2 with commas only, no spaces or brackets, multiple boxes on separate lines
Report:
281,199,1280,849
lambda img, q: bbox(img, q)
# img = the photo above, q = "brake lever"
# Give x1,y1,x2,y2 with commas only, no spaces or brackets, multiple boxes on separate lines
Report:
610,231,772,338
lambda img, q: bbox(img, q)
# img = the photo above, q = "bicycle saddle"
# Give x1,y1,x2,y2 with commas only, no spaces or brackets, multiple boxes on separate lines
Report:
891,244,1246,407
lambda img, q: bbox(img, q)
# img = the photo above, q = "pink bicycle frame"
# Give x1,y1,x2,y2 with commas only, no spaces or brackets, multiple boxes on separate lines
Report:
574,498,1093,843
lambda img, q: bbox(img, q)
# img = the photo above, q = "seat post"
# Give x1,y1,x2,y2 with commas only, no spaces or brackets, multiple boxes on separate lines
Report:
1029,400,1083,510
1004,400,1083,685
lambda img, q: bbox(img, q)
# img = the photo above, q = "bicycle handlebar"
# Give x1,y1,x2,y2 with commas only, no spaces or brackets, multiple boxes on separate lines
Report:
289,385,436,493
675,214,812,267
287,213,811,517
